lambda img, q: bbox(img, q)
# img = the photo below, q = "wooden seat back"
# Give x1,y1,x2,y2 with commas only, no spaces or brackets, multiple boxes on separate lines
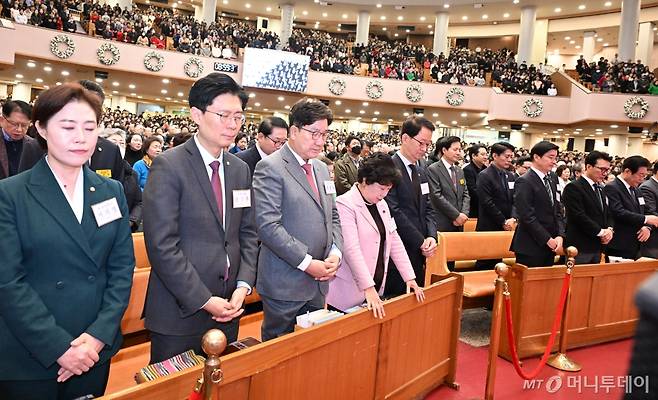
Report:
121,268,150,335
132,233,150,269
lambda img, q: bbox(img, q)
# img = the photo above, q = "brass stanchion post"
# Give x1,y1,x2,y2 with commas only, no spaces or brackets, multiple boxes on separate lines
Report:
484,263,509,400
201,329,227,400
547,246,582,372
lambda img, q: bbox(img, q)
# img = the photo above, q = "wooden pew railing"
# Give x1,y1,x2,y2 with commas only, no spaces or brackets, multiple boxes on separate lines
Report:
426,231,515,308
102,274,464,400
499,259,658,360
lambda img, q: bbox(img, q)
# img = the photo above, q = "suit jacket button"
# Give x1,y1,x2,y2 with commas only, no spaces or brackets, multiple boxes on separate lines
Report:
56,281,64,289
88,275,96,282
225,241,229,247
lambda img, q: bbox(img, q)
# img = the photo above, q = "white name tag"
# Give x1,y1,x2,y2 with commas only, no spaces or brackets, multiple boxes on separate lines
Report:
324,180,336,195
508,182,515,190
91,197,122,227
232,189,251,208
555,192,561,202
420,182,430,195
638,197,646,206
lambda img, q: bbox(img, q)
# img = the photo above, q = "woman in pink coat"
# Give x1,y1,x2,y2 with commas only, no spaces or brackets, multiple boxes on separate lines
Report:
327,153,424,318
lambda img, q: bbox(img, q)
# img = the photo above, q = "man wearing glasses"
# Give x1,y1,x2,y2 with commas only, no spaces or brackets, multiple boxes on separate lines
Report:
383,116,439,296
142,73,259,362
253,98,342,341
562,151,616,264
237,116,289,178
0,100,35,180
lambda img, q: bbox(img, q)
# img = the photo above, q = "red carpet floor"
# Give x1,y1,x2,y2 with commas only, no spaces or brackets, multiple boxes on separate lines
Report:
427,339,635,400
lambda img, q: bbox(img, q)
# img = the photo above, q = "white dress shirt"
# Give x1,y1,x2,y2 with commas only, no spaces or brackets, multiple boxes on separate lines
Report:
396,150,417,180
46,156,84,224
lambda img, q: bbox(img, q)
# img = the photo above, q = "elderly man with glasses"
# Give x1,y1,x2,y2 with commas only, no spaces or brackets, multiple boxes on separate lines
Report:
0,100,35,180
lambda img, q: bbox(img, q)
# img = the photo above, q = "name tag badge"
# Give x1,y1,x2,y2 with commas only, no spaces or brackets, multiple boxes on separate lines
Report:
508,181,515,190
91,197,122,227
420,182,430,195
556,192,561,202
638,197,646,206
96,169,112,178
324,180,336,195
232,189,251,208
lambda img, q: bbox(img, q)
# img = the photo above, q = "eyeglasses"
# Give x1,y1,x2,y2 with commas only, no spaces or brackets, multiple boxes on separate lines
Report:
299,126,334,140
409,135,432,149
205,110,246,126
266,135,288,147
2,116,30,131
593,165,610,173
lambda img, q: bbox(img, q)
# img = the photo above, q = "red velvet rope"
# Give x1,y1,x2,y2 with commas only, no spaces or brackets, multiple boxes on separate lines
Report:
188,390,202,400
503,272,572,380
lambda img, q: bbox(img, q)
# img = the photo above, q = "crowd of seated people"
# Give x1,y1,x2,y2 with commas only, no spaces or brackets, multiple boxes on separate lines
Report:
576,55,658,94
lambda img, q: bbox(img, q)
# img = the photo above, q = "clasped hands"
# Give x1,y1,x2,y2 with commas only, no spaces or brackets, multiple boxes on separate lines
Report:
452,213,469,227
203,287,249,323
546,236,564,254
56,332,105,383
306,255,340,281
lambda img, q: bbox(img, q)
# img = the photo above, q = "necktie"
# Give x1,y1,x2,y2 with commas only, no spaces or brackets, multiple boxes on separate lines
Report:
209,160,228,281
302,163,320,199
450,165,457,189
409,164,421,202
543,176,554,205
593,183,604,209
501,171,509,198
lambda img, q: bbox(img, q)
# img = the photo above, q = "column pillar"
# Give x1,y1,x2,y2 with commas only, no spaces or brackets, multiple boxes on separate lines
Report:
582,31,596,63
433,12,449,57
636,22,655,65
0,83,8,100
194,5,203,22
628,137,643,155
11,83,31,102
201,0,217,25
517,6,536,64
607,135,628,158
355,11,370,45
573,136,586,152
618,0,640,62
110,95,128,111
279,4,294,50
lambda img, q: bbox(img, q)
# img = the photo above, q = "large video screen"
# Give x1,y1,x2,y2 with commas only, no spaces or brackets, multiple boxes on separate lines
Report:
242,48,309,92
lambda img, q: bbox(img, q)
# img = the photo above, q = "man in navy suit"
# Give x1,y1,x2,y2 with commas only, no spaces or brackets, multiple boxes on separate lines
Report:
604,156,658,260
511,141,565,267
237,117,289,178
384,116,439,295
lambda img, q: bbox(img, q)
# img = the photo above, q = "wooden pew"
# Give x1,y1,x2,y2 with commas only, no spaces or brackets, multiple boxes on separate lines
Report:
463,218,477,232
100,275,464,400
426,231,515,308
498,259,658,361
122,268,150,335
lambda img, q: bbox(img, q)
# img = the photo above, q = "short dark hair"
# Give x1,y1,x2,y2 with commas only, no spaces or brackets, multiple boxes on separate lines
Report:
467,144,486,159
556,164,570,177
172,133,192,147
188,72,248,112
258,116,289,137
2,100,31,118
357,153,401,186
400,116,434,138
325,151,338,161
530,141,559,159
436,135,461,155
234,132,247,145
344,135,362,147
516,156,531,166
584,150,612,167
78,79,105,103
143,136,163,153
289,98,333,127
33,83,103,150
622,155,650,174
490,142,515,156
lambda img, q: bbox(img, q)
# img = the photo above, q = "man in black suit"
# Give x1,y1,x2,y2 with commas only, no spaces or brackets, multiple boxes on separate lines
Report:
562,151,615,264
513,156,532,178
237,116,289,178
463,144,488,218
384,116,439,296
18,80,125,183
475,142,517,269
511,141,565,267
604,156,658,260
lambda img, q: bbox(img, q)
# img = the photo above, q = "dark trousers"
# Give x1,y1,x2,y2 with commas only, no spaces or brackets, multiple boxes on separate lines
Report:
516,251,556,268
0,361,110,400
474,259,501,270
385,247,425,297
607,247,640,261
260,291,324,342
149,319,239,364
574,252,602,265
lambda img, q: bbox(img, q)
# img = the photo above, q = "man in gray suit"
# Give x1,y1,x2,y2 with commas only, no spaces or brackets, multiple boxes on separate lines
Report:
641,162,658,258
427,136,470,234
142,73,259,363
253,98,343,341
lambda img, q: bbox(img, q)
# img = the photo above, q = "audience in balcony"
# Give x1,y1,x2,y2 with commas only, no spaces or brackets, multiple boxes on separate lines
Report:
576,55,656,95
